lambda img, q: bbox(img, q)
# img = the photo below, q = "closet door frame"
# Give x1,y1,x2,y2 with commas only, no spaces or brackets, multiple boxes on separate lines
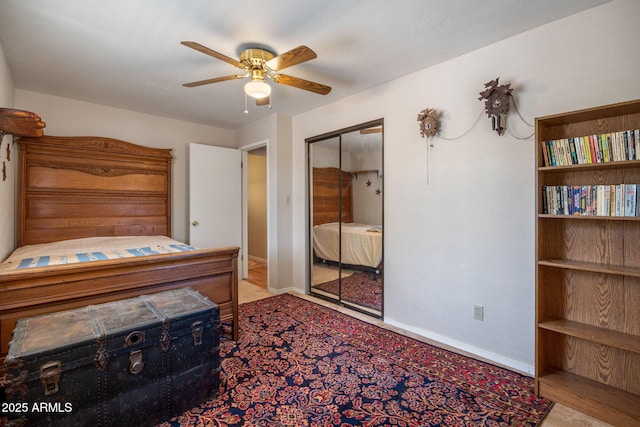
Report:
306,118,384,319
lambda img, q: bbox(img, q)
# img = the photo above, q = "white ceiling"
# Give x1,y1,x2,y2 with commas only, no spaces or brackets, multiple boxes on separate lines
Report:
0,0,609,130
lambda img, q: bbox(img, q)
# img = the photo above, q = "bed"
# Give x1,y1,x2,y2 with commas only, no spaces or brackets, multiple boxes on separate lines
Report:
313,222,382,270
0,133,239,371
311,167,382,271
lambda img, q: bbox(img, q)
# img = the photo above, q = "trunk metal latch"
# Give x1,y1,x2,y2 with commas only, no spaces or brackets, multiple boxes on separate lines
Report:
129,350,144,375
125,331,146,375
191,321,203,346
40,360,61,395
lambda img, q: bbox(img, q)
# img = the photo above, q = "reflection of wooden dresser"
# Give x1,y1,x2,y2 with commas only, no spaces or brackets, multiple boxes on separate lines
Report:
312,167,353,226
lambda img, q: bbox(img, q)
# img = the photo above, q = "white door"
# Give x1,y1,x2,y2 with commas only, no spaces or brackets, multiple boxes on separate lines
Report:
189,143,242,273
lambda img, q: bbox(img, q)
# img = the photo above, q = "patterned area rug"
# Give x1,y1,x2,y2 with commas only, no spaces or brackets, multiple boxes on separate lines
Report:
312,271,382,311
161,294,551,427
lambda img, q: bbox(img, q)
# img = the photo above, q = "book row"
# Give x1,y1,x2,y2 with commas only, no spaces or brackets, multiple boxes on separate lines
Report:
541,184,639,217
542,129,639,167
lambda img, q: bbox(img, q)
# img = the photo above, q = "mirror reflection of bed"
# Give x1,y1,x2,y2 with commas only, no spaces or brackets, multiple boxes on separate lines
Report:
307,120,383,317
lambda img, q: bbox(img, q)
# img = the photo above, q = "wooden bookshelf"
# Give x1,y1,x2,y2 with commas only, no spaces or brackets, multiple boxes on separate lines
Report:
535,99,640,426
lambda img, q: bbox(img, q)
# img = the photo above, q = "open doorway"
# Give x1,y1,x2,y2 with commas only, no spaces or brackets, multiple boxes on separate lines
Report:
245,145,268,288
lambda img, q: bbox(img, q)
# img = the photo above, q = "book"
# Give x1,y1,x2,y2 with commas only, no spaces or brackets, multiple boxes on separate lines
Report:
608,133,617,162
615,184,624,216
573,186,581,215
542,183,638,217
600,134,610,163
626,131,635,160
625,184,638,217
541,129,640,166
573,137,584,164
596,185,605,216
568,138,578,165
609,185,616,216
588,135,598,164
583,136,593,164
542,141,550,167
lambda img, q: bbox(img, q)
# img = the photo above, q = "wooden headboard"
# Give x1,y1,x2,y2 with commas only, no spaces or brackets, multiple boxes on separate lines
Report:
17,135,173,246
312,167,353,226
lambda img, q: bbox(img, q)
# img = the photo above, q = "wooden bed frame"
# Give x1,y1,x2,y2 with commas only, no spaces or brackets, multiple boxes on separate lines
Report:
0,135,238,371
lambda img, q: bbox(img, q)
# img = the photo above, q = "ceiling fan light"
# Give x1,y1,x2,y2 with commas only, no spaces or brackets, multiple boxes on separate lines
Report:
244,80,271,99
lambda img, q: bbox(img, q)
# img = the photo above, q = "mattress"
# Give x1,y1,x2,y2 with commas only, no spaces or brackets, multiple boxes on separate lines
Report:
313,222,382,268
0,235,196,272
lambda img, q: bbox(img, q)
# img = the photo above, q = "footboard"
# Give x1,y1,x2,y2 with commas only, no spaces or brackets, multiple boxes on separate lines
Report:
0,246,238,374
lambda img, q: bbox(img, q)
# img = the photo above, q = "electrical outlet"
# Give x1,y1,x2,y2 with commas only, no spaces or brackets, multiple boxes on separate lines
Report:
473,304,484,321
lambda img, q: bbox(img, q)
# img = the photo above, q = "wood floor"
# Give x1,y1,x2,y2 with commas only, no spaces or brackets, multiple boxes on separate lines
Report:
247,265,267,288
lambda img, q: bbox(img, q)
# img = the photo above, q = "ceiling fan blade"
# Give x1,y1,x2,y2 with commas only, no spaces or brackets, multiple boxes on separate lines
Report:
255,96,270,106
181,41,244,69
265,46,317,71
272,74,331,95
183,74,245,87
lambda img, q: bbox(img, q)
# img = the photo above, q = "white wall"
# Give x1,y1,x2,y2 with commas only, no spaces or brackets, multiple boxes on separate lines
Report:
236,113,294,293
0,41,15,260
292,0,640,373
14,91,235,243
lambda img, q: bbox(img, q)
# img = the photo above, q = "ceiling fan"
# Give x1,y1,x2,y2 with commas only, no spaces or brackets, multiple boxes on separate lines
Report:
181,41,331,106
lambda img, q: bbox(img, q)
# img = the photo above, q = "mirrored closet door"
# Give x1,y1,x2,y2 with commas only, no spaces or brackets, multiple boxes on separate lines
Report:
307,119,383,318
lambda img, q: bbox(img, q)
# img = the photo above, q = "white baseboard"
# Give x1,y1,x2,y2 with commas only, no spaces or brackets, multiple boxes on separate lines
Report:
384,317,534,376
268,286,294,295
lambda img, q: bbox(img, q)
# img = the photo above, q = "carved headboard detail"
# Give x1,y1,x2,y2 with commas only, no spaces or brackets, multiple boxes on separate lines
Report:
17,135,173,246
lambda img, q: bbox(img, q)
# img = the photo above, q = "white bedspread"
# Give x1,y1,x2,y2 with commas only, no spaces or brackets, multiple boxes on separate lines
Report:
313,222,382,268
0,236,196,272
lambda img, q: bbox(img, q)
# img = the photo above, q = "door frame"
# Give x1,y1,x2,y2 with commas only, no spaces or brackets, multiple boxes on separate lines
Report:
239,139,269,286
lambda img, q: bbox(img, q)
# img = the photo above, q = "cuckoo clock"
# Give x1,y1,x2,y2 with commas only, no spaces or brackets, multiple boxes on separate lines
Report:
417,108,438,138
478,78,512,135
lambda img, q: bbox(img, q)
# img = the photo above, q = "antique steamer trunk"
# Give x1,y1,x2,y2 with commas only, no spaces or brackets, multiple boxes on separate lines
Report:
2,288,220,427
